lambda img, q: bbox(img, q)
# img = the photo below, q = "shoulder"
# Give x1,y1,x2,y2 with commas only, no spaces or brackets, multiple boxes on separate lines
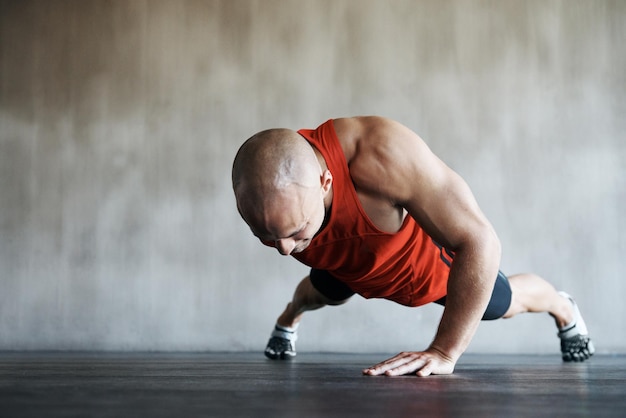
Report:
333,116,429,163
332,116,397,160
332,116,439,201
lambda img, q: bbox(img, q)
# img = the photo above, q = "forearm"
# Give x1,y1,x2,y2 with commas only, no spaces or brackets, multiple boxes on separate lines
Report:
429,234,501,362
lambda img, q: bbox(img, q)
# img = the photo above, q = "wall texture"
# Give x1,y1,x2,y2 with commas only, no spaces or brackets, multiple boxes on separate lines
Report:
0,0,624,354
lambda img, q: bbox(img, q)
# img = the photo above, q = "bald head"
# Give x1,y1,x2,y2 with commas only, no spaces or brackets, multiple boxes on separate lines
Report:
232,128,323,222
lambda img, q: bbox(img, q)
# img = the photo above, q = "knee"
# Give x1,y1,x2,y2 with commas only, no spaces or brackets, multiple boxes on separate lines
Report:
502,293,526,318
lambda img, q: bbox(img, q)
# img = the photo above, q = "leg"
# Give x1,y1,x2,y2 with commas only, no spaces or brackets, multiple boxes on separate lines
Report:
265,270,353,360
503,273,573,327
276,275,350,329
504,273,594,361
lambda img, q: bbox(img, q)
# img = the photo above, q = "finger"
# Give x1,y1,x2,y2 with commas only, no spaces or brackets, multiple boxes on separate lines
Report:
363,361,401,375
365,353,426,376
415,359,433,377
363,353,415,375
384,356,428,377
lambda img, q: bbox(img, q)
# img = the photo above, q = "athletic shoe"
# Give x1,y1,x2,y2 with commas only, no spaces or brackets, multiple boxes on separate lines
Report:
561,335,595,362
557,291,595,362
264,336,296,360
264,325,298,360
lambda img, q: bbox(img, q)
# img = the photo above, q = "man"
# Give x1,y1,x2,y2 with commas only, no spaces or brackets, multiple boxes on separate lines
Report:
231,116,594,377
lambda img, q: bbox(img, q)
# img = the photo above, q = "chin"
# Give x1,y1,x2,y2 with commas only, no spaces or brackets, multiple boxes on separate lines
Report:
293,244,309,254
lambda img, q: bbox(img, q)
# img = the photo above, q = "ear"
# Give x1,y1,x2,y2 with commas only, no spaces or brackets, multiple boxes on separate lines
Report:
320,169,333,194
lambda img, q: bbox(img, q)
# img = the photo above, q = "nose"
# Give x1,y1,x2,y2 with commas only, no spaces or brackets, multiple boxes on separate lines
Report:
275,239,296,256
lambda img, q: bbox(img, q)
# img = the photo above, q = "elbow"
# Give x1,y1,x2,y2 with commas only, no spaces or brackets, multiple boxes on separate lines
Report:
457,223,501,264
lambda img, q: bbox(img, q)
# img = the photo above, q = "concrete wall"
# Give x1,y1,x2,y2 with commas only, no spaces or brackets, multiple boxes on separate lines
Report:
1,0,624,354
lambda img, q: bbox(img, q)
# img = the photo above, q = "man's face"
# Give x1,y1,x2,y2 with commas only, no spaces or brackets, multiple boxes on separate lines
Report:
245,184,326,256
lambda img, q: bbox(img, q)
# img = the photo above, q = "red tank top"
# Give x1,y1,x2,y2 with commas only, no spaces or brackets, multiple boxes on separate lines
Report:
289,120,451,307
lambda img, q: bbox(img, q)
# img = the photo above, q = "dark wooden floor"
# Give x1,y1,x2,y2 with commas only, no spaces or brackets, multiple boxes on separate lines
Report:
0,352,624,417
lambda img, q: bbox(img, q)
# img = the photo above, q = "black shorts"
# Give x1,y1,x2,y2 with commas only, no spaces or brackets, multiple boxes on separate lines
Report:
309,268,512,321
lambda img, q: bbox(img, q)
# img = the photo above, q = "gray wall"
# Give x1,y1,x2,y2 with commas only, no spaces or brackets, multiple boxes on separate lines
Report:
1,0,624,354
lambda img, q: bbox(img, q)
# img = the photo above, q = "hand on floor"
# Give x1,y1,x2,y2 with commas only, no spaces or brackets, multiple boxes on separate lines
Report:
362,348,456,377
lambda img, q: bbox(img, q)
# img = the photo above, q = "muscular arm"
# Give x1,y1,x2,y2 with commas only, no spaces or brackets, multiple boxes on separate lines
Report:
343,116,501,376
